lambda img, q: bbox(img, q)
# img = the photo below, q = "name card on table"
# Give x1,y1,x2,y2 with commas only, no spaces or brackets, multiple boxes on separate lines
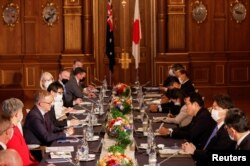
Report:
46,146,74,153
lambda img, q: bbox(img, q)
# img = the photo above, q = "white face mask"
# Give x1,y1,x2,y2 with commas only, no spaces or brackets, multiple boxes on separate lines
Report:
44,80,53,89
178,77,184,84
54,94,63,102
174,101,181,106
168,68,175,76
211,109,221,121
54,100,63,108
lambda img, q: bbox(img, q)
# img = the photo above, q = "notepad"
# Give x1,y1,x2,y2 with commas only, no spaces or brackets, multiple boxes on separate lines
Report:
50,151,72,159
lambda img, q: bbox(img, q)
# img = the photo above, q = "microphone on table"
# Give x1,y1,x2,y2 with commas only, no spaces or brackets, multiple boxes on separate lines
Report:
82,96,99,105
142,81,151,87
92,138,103,153
77,103,90,111
94,77,103,84
157,151,179,166
90,82,97,87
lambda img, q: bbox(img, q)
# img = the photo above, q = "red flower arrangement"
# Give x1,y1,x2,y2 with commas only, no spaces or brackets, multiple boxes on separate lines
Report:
106,117,131,138
98,153,133,166
113,83,131,97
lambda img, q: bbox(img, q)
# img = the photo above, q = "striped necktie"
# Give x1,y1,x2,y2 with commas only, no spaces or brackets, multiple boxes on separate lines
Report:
204,126,218,149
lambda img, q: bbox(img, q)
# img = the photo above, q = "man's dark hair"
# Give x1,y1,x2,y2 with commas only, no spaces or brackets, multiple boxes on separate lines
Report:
171,88,187,100
225,108,250,132
188,92,204,107
47,81,64,93
73,67,86,76
171,63,185,72
213,94,234,109
163,76,180,87
59,68,70,74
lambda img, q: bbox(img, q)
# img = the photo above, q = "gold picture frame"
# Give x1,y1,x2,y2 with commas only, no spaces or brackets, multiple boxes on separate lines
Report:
42,1,58,26
230,0,247,23
191,0,207,24
2,2,19,27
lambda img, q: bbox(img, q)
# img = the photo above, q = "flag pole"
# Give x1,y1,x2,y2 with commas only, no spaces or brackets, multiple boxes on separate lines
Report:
109,70,112,87
136,68,139,83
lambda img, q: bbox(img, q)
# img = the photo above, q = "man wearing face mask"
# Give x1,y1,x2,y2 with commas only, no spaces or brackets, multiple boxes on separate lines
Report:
175,69,195,96
0,115,14,151
58,68,70,88
64,67,85,107
1,98,38,165
182,94,236,165
225,108,250,150
47,81,79,128
168,63,185,77
149,89,174,114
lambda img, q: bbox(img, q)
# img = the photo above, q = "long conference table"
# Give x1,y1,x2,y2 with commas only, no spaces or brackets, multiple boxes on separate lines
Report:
39,88,196,166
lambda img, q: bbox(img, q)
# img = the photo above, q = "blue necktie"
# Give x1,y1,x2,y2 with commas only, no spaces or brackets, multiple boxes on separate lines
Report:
204,126,218,149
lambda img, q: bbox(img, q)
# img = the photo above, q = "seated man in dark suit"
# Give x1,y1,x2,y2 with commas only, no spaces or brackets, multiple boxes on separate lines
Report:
225,107,250,150
175,69,196,95
149,89,174,114
64,67,85,107
23,90,74,146
182,94,236,165
159,93,216,149
0,115,13,151
47,81,79,128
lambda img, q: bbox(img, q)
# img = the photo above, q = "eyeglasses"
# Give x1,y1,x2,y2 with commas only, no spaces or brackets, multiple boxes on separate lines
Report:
0,123,14,135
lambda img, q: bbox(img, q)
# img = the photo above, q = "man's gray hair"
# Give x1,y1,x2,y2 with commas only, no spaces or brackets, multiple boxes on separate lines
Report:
1,98,24,118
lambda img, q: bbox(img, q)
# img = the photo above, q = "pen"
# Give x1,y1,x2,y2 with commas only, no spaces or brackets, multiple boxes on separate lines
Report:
72,115,78,120
159,122,164,130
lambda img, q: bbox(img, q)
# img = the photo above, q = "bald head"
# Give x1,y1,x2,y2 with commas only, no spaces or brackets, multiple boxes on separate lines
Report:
0,149,23,166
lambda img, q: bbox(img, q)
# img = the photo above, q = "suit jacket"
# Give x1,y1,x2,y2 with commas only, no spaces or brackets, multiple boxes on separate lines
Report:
172,107,217,149
64,76,83,107
7,126,38,166
181,80,195,95
237,133,250,150
48,106,67,128
161,102,181,115
161,102,174,114
23,105,66,146
193,124,236,164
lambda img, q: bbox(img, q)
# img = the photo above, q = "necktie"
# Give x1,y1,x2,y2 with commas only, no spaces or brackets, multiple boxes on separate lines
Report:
204,126,218,149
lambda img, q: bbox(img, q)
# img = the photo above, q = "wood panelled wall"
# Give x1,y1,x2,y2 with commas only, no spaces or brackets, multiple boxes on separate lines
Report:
0,0,250,103
155,0,250,101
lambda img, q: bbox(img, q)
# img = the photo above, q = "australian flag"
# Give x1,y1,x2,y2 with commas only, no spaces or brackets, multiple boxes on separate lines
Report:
106,0,115,72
